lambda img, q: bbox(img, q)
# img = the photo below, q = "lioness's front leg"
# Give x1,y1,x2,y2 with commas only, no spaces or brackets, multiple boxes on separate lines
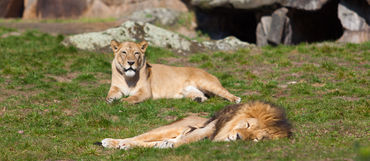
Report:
122,88,151,104
106,86,123,103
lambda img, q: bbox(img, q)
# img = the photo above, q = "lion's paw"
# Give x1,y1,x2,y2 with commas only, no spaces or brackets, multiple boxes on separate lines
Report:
154,140,174,149
101,138,119,148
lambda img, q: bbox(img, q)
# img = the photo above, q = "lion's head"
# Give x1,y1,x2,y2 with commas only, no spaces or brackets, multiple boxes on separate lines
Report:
110,40,148,77
233,105,292,142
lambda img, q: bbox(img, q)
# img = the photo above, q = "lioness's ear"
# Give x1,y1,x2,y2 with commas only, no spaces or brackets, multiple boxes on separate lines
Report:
139,40,148,53
110,40,120,53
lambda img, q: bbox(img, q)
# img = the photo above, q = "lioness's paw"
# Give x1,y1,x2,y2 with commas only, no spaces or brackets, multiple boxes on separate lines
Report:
106,97,114,104
193,96,207,103
235,97,241,103
154,140,174,149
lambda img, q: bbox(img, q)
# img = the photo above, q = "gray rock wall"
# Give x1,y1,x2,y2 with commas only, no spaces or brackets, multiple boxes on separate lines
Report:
62,21,253,54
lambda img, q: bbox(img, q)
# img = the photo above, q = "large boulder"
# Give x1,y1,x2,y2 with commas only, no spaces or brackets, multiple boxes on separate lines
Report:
256,8,292,46
0,0,24,18
201,36,251,51
23,0,188,19
337,0,370,43
338,0,369,31
282,0,331,11
337,30,370,43
128,8,180,26
190,0,279,9
190,0,330,10
62,21,252,54
191,0,368,45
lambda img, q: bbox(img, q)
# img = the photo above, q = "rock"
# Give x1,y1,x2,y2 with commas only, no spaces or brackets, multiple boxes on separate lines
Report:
256,16,272,46
282,0,330,11
191,0,280,10
190,0,331,10
256,8,292,46
201,36,252,51
62,21,252,54
0,0,24,18
336,0,370,43
23,0,89,19
337,0,370,31
337,30,370,43
267,8,290,45
128,8,180,26
22,0,188,19
62,21,192,53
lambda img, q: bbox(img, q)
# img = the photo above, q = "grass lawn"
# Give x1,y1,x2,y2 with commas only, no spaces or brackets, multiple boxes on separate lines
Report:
0,27,369,160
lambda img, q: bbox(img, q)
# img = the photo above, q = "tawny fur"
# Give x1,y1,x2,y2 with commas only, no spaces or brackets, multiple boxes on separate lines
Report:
106,40,240,104
100,101,292,150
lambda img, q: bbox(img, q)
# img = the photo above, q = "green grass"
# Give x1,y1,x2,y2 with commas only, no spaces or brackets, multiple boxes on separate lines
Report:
0,17,117,24
0,27,369,160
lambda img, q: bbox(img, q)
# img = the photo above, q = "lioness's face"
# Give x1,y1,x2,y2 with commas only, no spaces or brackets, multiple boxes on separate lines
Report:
110,40,148,77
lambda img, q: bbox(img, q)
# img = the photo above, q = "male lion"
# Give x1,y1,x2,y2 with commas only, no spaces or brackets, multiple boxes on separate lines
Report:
99,101,292,149
106,40,241,104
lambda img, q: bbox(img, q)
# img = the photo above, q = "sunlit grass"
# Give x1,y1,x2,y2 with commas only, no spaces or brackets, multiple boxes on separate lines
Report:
0,27,369,160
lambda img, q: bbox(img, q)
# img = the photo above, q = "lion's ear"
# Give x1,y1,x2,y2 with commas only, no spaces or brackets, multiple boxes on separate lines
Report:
110,40,120,53
139,40,148,53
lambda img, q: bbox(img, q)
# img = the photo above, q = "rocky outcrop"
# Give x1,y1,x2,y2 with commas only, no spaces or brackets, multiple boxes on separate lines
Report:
190,0,279,9
256,7,293,46
0,0,24,18
23,0,88,19
201,36,251,51
190,0,331,10
22,0,188,19
281,0,330,11
337,0,370,43
62,21,252,54
128,8,180,26
337,30,370,43
190,0,369,45
338,0,369,31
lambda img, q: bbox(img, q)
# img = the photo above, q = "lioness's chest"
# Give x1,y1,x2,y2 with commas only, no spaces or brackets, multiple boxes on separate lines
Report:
120,85,139,96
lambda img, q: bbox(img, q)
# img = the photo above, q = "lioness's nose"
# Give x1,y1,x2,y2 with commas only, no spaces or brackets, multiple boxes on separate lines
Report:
127,61,135,65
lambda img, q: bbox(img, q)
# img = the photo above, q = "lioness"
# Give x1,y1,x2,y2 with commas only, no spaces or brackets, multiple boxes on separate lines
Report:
106,40,241,104
99,101,292,149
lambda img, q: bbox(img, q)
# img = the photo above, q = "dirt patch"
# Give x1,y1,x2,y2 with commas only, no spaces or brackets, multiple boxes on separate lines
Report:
185,112,209,117
95,72,111,84
242,90,260,96
0,84,40,103
333,96,361,101
0,107,6,116
297,120,369,138
1,31,22,38
46,72,79,83
161,57,191,66
0,21,120,35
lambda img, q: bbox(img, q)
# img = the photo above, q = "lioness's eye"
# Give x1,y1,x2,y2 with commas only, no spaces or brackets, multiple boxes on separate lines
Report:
122,51,126,54
135,52,140,55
